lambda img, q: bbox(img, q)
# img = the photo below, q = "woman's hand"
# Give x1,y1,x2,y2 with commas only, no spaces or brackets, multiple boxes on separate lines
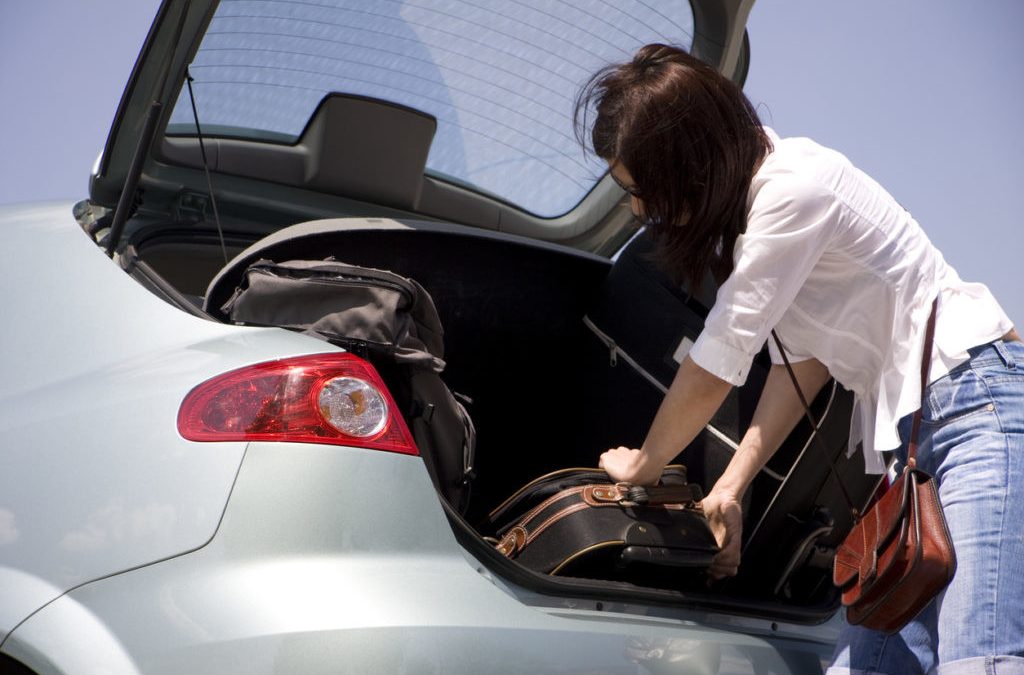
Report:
699,489,744,580
598,446,661,485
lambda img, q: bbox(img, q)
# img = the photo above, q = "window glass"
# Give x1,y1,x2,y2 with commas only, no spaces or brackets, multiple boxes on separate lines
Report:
169,0,694,217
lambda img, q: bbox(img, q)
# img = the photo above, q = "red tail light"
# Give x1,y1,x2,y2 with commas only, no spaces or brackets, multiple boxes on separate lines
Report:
177,353,418,455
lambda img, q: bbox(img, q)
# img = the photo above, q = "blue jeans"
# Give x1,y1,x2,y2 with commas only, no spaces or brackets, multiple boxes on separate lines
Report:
828,339,1024,675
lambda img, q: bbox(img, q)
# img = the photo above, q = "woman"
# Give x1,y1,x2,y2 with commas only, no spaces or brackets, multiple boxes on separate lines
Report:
580,43,1023,674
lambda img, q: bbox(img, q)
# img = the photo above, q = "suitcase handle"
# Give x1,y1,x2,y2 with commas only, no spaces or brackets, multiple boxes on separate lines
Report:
621,545,717,568
625,483,704,506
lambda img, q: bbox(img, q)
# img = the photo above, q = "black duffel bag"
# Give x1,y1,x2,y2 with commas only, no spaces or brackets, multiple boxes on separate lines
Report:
219,258,476,512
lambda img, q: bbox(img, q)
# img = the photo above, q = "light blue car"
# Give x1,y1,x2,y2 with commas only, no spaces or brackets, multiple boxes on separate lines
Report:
0,1,879,673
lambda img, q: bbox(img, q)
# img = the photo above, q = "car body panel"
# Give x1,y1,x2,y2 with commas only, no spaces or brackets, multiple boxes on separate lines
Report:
0,203,342,640
6,442,835,674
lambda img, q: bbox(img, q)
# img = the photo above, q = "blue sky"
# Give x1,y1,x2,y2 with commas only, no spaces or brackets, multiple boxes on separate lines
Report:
1,0,1019,323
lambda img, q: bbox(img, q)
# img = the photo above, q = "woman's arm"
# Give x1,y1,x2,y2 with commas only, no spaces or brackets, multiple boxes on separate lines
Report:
703,357,830,578
712,358,830,499
599,354,732,485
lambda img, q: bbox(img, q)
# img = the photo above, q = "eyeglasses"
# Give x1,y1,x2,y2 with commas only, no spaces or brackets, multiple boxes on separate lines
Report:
609,172,642,198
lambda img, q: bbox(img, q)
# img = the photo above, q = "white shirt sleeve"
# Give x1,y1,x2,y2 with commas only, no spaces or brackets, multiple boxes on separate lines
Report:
689,173,839,385
767,332,815,366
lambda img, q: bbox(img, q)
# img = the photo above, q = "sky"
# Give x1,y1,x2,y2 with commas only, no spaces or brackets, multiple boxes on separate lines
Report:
741,1,1023,325
0,0,1020,324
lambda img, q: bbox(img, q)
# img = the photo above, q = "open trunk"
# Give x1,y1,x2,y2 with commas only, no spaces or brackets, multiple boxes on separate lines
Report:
112,213,882,624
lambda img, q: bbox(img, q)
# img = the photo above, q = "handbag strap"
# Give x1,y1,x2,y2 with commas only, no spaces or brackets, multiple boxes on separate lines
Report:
907,298,939,467
770,297,939,519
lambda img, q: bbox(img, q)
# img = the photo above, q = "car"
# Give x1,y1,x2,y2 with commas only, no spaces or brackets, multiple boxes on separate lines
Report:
0,1,880,673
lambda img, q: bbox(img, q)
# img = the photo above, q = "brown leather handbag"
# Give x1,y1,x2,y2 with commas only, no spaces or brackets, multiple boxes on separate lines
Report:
774,299,956,633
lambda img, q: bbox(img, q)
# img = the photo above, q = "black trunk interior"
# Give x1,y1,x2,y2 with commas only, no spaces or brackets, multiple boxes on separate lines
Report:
127,217,882,616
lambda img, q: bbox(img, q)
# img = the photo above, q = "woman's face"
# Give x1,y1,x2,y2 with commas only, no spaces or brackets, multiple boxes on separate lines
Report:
608,160,690,228
607,161,645,220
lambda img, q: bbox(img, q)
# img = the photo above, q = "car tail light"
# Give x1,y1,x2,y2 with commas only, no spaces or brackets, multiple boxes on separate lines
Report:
177,353,417,455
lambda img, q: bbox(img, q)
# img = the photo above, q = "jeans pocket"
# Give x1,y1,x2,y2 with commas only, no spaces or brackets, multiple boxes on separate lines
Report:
923,369,996,428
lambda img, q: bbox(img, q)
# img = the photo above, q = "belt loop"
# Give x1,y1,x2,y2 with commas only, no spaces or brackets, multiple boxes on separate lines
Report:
993,340,1016,369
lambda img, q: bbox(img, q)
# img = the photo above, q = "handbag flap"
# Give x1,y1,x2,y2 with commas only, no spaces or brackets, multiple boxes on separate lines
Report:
833,468,913,589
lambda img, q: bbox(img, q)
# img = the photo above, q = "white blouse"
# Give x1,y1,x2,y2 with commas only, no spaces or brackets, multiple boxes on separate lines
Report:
689,128,1013,473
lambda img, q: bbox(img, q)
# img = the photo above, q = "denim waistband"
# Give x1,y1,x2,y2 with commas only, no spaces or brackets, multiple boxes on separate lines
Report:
946,338,1022,377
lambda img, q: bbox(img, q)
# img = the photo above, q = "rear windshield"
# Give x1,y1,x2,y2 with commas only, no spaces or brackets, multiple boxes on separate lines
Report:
167,0,694,217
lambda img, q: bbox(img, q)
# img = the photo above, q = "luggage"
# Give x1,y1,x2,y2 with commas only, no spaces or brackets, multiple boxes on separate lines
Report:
484,466,719,583
218,258,476,512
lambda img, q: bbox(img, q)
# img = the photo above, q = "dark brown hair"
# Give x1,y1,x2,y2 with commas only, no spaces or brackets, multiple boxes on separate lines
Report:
575,43,772,288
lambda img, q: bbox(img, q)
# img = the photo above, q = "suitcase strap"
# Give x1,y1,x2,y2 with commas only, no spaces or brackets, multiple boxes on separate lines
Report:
626,483,703,506
587,483,701,507
495,482,703,557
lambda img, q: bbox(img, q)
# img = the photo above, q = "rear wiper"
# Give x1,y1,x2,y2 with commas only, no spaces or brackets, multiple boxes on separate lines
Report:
106,0,192,256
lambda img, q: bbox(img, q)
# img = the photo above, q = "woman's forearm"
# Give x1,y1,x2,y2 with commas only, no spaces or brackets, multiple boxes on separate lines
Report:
632,355,733,483
712,359,830,499
600,355,731,484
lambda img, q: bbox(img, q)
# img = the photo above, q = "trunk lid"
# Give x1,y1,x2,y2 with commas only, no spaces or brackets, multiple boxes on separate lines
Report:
89,0,754,251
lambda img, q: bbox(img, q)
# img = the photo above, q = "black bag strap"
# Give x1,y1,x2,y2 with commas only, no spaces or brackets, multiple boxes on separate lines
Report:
770,297,939,520
770,330,860,519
